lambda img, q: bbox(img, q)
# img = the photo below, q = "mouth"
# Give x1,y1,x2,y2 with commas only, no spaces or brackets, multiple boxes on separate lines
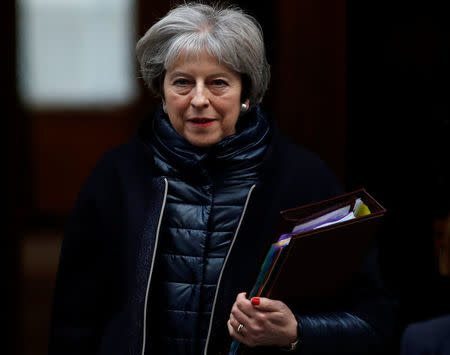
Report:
187,118,215,127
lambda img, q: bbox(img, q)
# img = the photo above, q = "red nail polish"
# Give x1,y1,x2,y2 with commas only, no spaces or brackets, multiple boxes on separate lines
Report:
251,297,260,306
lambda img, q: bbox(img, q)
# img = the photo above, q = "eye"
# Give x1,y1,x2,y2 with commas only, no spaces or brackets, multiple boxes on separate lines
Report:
173,78,190,86
211,79,228,87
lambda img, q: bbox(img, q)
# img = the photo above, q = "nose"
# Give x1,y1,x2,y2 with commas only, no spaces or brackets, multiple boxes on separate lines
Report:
190,84,209,109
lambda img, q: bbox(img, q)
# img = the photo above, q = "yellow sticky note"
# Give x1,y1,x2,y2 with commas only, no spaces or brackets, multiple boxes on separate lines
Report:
355,203,371,217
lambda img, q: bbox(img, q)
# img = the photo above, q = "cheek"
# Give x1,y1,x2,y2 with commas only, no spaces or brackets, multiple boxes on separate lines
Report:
166,97,190,122
166,95,186,111
165,97,187,130
217,93,241,113
222,99,241,121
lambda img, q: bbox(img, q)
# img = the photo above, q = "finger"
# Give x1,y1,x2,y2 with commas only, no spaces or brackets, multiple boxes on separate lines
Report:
237,291,247,298
231,301,252,327
234,292,247,303
227,319,245,339
235,292,256,318
229,312,241,331
250,298,298,330
250,297,285,312
227,319,237,337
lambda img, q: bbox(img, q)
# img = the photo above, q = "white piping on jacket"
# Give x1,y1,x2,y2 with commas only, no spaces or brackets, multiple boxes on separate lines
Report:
141,178,169,355
203,184,256,355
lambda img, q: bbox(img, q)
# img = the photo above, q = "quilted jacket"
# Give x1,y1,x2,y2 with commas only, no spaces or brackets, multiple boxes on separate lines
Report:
146,108,269,354
49,106,398,355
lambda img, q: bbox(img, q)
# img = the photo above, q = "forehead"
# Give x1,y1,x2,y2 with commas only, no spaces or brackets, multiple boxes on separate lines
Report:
166,50,239,77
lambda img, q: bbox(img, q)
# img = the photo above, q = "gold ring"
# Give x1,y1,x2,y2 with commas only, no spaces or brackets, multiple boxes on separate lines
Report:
237,323,244,333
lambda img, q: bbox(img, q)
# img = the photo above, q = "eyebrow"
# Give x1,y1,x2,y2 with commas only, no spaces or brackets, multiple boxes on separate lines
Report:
167,71,234,79
166,71,188,78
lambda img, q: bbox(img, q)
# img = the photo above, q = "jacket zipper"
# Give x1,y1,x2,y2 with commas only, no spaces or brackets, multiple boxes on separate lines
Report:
141,178,169,355
204,184,256,355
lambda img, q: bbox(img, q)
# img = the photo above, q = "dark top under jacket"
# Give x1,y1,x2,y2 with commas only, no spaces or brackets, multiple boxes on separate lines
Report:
49,106,398,355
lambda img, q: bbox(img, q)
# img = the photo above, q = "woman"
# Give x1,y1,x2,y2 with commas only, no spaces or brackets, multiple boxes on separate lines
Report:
49,3,397,354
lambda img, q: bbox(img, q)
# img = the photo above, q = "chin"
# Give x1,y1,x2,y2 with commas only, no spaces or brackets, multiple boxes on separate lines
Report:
188,139,218,147
186,134,222,147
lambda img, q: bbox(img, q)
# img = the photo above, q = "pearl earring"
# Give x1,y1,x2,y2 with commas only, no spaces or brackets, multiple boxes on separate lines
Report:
163,104,167,113
240,103,248,112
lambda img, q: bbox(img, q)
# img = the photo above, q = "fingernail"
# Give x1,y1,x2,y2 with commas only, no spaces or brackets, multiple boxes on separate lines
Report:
251,297,260,306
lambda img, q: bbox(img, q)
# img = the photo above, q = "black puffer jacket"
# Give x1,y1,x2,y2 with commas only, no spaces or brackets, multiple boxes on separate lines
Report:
147,108,270,354
49,106,398,355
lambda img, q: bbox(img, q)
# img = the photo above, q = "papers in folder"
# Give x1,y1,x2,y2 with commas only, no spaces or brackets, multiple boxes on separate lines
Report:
249,196,372,299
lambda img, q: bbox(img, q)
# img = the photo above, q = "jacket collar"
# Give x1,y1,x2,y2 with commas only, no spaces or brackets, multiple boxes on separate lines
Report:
147,105,271,181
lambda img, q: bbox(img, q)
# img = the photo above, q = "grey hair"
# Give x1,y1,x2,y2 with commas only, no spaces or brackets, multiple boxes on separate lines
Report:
136,2,270,107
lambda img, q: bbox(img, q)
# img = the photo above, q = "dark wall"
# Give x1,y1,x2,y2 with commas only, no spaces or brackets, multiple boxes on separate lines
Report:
347,1,450,324
271,0,347,184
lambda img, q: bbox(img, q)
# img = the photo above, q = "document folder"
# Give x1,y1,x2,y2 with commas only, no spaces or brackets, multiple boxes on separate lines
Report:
250,188,386,308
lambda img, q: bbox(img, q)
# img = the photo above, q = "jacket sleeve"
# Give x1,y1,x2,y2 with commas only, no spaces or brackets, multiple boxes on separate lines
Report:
281,150,399,354
48,161,117,355
292,247,398,354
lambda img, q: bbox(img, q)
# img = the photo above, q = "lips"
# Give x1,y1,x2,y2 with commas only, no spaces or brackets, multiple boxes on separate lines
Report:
188,118,215,127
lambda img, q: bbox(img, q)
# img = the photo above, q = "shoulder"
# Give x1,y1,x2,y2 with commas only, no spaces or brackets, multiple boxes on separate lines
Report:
265,123,344,205
271,124,339,180
78,137,156,200
96,136,153,170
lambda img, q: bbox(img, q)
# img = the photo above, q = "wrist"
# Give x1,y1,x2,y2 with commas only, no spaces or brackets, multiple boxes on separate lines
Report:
280,337,300,352
280,319,300,351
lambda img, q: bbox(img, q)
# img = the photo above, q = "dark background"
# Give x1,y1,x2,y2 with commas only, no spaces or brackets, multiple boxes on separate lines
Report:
4,0,449,354
347,0,449,327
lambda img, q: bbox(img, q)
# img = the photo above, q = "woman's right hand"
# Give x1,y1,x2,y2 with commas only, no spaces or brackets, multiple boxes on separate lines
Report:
227,292,298,348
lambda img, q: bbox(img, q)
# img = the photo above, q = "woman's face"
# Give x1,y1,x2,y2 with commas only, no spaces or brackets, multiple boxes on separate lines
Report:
162,51,248,147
